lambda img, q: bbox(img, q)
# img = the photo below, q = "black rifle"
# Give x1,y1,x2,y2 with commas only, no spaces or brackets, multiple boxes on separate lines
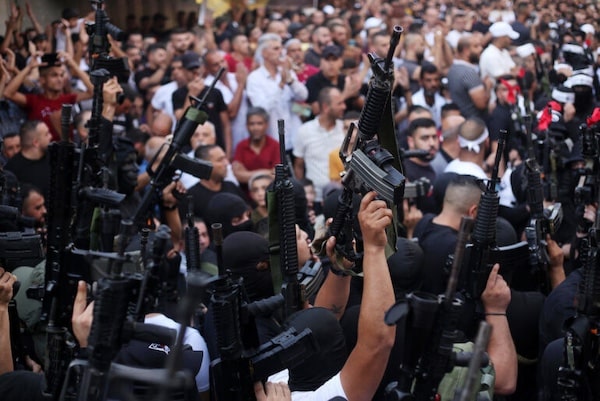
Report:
184,195,201,273
0,230,44,271
72,69,125,250
339,26,405,204
208,271,318,401
461,130,529,301
69,221,178,401
523,116,563,294
131,70,223,229
268,120,303,319
574,119,600,233
334,26,405,263
557,234,600,401
87,0,129,82
41,104,84,401
534,52,552,100
385,217,485,401
537,122,563,202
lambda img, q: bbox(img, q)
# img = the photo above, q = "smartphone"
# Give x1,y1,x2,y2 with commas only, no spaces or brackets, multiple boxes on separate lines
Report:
41,53,60,66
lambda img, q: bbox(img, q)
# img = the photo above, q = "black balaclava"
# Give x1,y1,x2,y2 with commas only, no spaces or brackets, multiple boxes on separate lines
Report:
286,307,348,392
222,231,273,302
206,192,252,238
113,136,138,196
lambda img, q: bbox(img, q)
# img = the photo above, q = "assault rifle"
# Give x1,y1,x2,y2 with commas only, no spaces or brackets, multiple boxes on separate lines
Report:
385,217,489,401
66,221,180,401
575,112,600,232
208,270,318,401
523,115,563,294
41,104,87,401
557,234,600,401
87,0,129,82
461,131,529,302
131,70,223,229
334,25,405,263
268,120,304,319
184,195,201,273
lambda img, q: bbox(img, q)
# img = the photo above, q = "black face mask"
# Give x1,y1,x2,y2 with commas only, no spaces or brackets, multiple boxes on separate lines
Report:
558,168,581,199
239,267,274,302
574,88,593,113
219,217,255,240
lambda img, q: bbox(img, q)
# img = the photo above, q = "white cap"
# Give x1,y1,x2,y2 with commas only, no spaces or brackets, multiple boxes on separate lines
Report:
581,24,595,35
364,17,386,31
323,5,335,15
489,22,520,40
516,43,536,58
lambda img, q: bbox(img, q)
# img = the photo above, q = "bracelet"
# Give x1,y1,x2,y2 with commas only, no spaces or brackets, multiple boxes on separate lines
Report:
329,265,350,277
485,312,507,316
162,203,177,211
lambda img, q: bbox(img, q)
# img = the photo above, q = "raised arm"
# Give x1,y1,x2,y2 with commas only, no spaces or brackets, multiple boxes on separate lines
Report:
4,54,42,107
58,51,93,101
481,263,517,395
0,268,17,374
25,1,44,34
313,235,353,320
340,192,396,401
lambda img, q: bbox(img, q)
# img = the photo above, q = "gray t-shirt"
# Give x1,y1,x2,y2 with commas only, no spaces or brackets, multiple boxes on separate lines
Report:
447,61,488,120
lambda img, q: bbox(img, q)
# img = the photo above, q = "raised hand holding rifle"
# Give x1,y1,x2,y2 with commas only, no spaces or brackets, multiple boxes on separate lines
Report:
332,26,405,269
131,69,225,229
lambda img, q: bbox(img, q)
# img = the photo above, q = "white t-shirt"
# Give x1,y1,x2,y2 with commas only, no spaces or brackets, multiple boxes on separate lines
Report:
479,44,516,81
444,159,488,180
269,370,348,401
292,118,345,202
150,81,179,130
144,313,210,392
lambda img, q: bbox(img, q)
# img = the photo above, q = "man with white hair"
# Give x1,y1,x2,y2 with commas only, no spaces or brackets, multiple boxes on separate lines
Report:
246,33,308,152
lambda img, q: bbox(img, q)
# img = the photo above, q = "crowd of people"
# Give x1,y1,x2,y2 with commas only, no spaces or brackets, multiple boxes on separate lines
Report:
1,0,600,400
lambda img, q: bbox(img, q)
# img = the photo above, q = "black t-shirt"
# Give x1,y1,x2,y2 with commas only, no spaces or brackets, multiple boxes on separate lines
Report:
304,48,321,67
403,158,436,183
172,86,228,150
5,152,50,199
539,268,581,354
306,71,345,104
134,67,171,98
183,181,246,221
511,21,531,46
472,21,491,34
305,71,360,113
488,103,524,158
0,371,46,401
413,213,457,295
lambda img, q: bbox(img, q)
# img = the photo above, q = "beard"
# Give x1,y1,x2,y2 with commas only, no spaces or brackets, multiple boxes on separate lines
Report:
416,52,425,64
468,52,479,64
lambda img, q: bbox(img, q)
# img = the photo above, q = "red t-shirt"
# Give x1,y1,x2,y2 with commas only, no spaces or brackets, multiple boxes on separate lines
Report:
25,93,78,142
233,135,280,171
296,64,320,84
224,53,253,73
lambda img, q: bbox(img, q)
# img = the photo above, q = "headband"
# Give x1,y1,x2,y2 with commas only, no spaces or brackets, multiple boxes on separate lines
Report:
458,128,489,153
